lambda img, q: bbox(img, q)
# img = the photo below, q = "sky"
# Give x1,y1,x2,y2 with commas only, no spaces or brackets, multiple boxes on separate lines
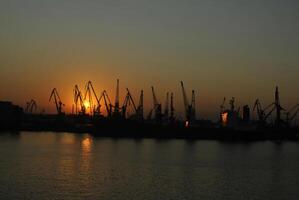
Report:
0,0,299,120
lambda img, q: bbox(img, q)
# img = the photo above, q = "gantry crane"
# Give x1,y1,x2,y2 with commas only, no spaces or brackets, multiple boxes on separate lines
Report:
84,81,101,115
25,99,37,114
180,81,196,123
49,88,64,115
74,85,86,115
121,88,137,119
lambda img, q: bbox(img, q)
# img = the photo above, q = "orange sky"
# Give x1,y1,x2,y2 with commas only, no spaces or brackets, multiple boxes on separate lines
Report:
1,0,299,120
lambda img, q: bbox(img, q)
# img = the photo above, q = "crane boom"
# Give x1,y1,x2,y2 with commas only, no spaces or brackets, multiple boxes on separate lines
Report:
137,90,144,120
180,81,196,123
286,104,299,125
49,88,64,115
121,88,137,118
180,81,189,114
74,85,85,115
84,81,101,115
99,90,112,117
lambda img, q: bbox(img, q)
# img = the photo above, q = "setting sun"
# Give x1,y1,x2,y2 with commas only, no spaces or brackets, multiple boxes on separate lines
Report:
84,100,90,109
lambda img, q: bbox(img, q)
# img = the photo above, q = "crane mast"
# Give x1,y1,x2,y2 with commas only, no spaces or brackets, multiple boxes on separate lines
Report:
151,86,162,123
191,90,196,120
137,90,144,120
164,92,169,120
170,92,175,122
113,79,121,117
275,86,284,127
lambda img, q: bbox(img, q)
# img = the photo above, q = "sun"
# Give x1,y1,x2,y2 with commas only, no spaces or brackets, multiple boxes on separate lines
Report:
83,100,90,109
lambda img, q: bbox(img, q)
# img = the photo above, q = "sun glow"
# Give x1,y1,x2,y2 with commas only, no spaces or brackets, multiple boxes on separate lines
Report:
83,100,90,109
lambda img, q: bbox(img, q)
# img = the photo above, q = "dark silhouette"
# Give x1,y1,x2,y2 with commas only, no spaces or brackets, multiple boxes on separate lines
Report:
1,81,298,140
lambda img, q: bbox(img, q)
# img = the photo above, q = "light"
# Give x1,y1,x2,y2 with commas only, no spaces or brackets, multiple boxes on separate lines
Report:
84,100,90,109
82,137,92,152
221,112,228,125
185,120,189,127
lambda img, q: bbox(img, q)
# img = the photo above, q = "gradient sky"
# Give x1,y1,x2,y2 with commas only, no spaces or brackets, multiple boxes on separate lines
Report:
0,0,299,120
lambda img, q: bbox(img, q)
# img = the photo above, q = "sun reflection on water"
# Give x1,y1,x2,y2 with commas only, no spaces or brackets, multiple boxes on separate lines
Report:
82,137,92,153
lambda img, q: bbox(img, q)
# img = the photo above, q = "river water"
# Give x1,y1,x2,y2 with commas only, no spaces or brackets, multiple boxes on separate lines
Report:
0,132,299,200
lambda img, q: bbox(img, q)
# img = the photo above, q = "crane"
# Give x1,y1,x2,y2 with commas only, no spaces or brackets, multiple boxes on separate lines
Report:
229,97,235,112
121,88,137,119
170,92,175,122
25,99,37,114
111,79,121,118
219,97,226,123
253,99,276,126
164,92,169,121
180,81,196,123
73,85,86,115
99,90,112,117
151,86,162,123
84,81,101,115
285,104,299,126
274,86,284,127
136,90,144,120
49,88,64,115
253,99,265,122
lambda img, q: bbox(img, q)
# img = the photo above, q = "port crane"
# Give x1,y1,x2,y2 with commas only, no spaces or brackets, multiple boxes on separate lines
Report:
49,88,64,115
150,86,162,122
164,92,169,121
112,79,121,118
99,90,113,117
136,90,144,120
73,85,86,115
220,97,226,113
253,99,276,125
229,97,235,112
169,93,175,122
121,88,137,119
180,81,196,123
274,86,284,127
254,87,285,127
219,97,226,123
285,104,299,126
25,99,37,114
84,81,101,115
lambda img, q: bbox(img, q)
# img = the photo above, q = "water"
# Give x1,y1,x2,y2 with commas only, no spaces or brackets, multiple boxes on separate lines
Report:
0,132,299,200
